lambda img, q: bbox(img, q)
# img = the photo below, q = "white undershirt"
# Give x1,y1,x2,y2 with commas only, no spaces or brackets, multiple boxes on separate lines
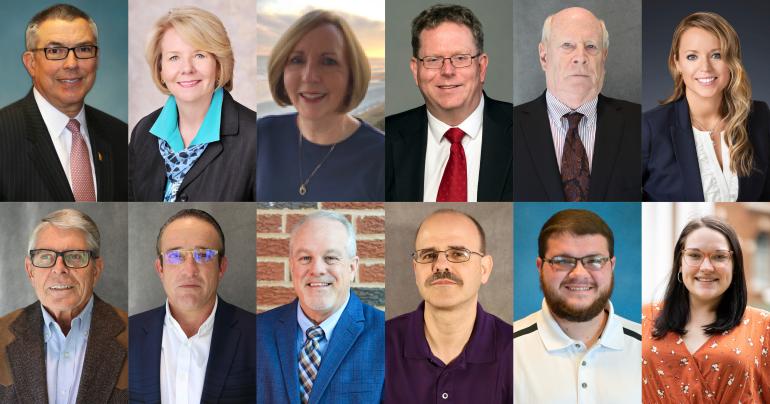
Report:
32,87,98,199
160,297,217,404
692,128,738,202
422,97,484,202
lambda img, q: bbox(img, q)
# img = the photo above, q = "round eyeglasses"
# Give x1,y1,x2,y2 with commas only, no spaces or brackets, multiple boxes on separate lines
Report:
412,248,484,264
29,249,95,269
681,249,733,267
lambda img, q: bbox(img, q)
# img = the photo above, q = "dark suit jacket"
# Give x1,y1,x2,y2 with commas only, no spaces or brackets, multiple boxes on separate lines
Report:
257,293,385,404
0,295,128,403
128,297,256,403
0,89,127,201
128,90,256,201
385,94,513,201
642,97,770,201
514,92,641,201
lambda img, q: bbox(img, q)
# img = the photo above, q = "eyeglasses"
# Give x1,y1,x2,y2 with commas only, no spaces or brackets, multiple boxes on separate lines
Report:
543,255,611,272
681,249,733,267
30,45,98,60
161,248,220,265
412,248,484,264
29,249,95,269
417,53,480,69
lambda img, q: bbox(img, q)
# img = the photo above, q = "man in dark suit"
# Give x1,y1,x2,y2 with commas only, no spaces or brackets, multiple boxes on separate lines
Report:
0,4,126,202
0,209,128,403
257,211,384,404
386,4,512,202
514,7,640,201
129,209,255,403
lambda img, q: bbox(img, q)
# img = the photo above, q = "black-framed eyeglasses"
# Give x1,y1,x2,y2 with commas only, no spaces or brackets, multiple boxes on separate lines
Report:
412,248,484,264
29,249,95,269
542,255,611,272
681,249,733,267
29,45,98,60
417,53,480,69
161,248,220,265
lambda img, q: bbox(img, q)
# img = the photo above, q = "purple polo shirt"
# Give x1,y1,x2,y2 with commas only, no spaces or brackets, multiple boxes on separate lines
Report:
385,301,513,404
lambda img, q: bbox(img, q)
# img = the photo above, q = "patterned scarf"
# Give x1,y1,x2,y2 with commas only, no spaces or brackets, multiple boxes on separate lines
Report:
158,138,208,202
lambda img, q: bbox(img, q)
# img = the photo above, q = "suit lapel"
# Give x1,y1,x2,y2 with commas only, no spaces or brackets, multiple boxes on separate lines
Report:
84,108,114,201
201,299,240,400
671,98,705,201
138,306,164,403
76,296,126,404
390,107,427,200
7,302,48,404
477,96,512,201
589,96,624,201
519,94,565,200
276,301,301,404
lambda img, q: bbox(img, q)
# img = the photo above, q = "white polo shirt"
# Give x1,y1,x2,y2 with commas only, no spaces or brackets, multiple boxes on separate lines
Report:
513,299,641,404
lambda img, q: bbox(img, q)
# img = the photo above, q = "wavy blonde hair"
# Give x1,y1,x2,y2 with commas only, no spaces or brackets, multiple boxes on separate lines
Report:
664,12,753,177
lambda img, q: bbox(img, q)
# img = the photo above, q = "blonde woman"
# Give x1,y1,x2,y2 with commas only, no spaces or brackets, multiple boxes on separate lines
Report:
642,12,770,201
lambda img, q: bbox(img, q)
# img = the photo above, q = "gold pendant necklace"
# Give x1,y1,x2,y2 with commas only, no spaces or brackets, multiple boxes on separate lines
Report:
297,130,337,196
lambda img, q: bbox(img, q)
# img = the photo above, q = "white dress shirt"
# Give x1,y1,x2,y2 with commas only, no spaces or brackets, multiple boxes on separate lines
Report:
32,87,98,199
546,91,599,172
513,299,641,404
692,128,739,202
422,96,484,202
161,297,218,404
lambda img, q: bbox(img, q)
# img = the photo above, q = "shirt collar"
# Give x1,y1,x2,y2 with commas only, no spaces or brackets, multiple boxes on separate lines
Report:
297,292,350,343
164,295,218,339
150,87,224,153
545,90,598,129
33,86,87,139
427,95,484,144
537,298,623,351
41,294,94,343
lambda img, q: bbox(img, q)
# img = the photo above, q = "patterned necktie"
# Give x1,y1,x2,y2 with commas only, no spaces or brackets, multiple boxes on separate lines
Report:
66,119,96,201
436,127,467,202
298,325,325,404
561,112,590,201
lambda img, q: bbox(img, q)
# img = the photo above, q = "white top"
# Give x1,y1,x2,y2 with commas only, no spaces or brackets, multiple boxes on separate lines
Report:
546,91,598,172
692,128,739,202
32,87,98,199
422,97,484,202
160,297,217,404
513,299,641,404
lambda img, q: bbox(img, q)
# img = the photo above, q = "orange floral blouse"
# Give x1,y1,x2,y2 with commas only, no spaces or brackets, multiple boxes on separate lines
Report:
642,304,770,403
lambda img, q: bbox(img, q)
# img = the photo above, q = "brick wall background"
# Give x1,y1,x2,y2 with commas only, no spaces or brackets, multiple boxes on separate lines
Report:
256,202,385,313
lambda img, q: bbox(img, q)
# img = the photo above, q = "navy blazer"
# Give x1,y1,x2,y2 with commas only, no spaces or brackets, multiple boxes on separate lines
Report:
256,292,385,404
642,97,770,201
128,297,256,403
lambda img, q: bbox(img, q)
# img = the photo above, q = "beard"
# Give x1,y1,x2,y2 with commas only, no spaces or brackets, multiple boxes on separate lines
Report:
540,273,614,322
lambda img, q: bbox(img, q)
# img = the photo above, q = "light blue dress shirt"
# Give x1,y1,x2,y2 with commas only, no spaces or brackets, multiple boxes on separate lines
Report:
295,292,351,359
42,295,94,404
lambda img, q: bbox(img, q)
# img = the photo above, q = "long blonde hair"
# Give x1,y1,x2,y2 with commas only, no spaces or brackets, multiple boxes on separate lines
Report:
663,12,753,177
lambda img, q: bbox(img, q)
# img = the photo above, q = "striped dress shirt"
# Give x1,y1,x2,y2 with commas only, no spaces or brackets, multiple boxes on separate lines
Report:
545,91,598,172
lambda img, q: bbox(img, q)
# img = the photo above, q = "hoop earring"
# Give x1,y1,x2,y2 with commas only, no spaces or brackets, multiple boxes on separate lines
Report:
677,271,683,283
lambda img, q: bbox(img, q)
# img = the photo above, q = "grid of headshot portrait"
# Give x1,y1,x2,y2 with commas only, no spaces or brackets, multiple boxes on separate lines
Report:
2,0,770,403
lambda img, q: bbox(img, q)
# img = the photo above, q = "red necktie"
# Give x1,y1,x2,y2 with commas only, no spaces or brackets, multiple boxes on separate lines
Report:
561,112,589,201
436,127,467,202
67,119,96,202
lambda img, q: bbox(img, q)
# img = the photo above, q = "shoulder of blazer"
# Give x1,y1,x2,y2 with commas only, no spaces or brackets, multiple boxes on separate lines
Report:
221,90,256,138
385,104,427,137
513,92,547,116
359,301,385,329
128,304,165,333
215,297,256,332
483,95,513,121
84,104,127,136
130,108,163,142
598,94,640,116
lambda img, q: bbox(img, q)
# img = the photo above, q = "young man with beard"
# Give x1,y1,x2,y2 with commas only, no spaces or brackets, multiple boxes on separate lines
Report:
513,209,640,403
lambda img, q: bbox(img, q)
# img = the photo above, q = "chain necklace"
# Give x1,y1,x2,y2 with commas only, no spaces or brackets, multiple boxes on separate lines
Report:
691,116,722,145
297,130,337,196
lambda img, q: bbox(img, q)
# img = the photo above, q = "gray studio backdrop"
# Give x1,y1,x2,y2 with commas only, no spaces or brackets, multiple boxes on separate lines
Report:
128,0,257,139
513,0,641,105
128,203,255,315
0,203,128,315
0,0,128,122
385,203,512,323
385,0,513,116
642,0,770,112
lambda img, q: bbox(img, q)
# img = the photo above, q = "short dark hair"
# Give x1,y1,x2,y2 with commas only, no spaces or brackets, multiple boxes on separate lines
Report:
156,209,226,257
26,4,98,51
410,4,484,58
415,209,486,254
653,217,747,338
538,209,614,258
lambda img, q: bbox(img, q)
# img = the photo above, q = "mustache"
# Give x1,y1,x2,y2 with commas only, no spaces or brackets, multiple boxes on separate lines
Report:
425,271,464,287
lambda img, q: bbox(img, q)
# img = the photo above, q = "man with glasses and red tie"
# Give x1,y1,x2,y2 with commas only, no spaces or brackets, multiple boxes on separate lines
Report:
385,4,512,202
128,209,255,403
0,4,127,202
0,208,128,402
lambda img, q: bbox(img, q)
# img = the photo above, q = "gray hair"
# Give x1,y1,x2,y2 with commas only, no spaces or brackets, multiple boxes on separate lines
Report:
289,211,357,258
28,209,101,257
25,4,99,51
541,12,609,50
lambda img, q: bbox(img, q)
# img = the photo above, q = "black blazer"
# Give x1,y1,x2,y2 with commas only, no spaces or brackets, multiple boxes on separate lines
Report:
385,94,513,201
514,92,641,201
642,97,770,201
128,297,256,403
0,89,127,201
129,90,256,201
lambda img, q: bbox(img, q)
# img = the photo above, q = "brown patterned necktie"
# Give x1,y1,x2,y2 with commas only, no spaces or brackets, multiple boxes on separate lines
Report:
66,119,96,202
561,112,589,201
436,127,467,202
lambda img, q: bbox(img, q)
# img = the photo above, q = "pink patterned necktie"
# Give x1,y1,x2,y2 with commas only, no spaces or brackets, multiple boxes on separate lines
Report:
436,127,467,202
66,119,96,202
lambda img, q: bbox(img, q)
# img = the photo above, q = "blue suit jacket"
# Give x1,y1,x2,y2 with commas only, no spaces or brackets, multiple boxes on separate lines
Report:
257,292,384,404
128,297,256,403
643,97,770,201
